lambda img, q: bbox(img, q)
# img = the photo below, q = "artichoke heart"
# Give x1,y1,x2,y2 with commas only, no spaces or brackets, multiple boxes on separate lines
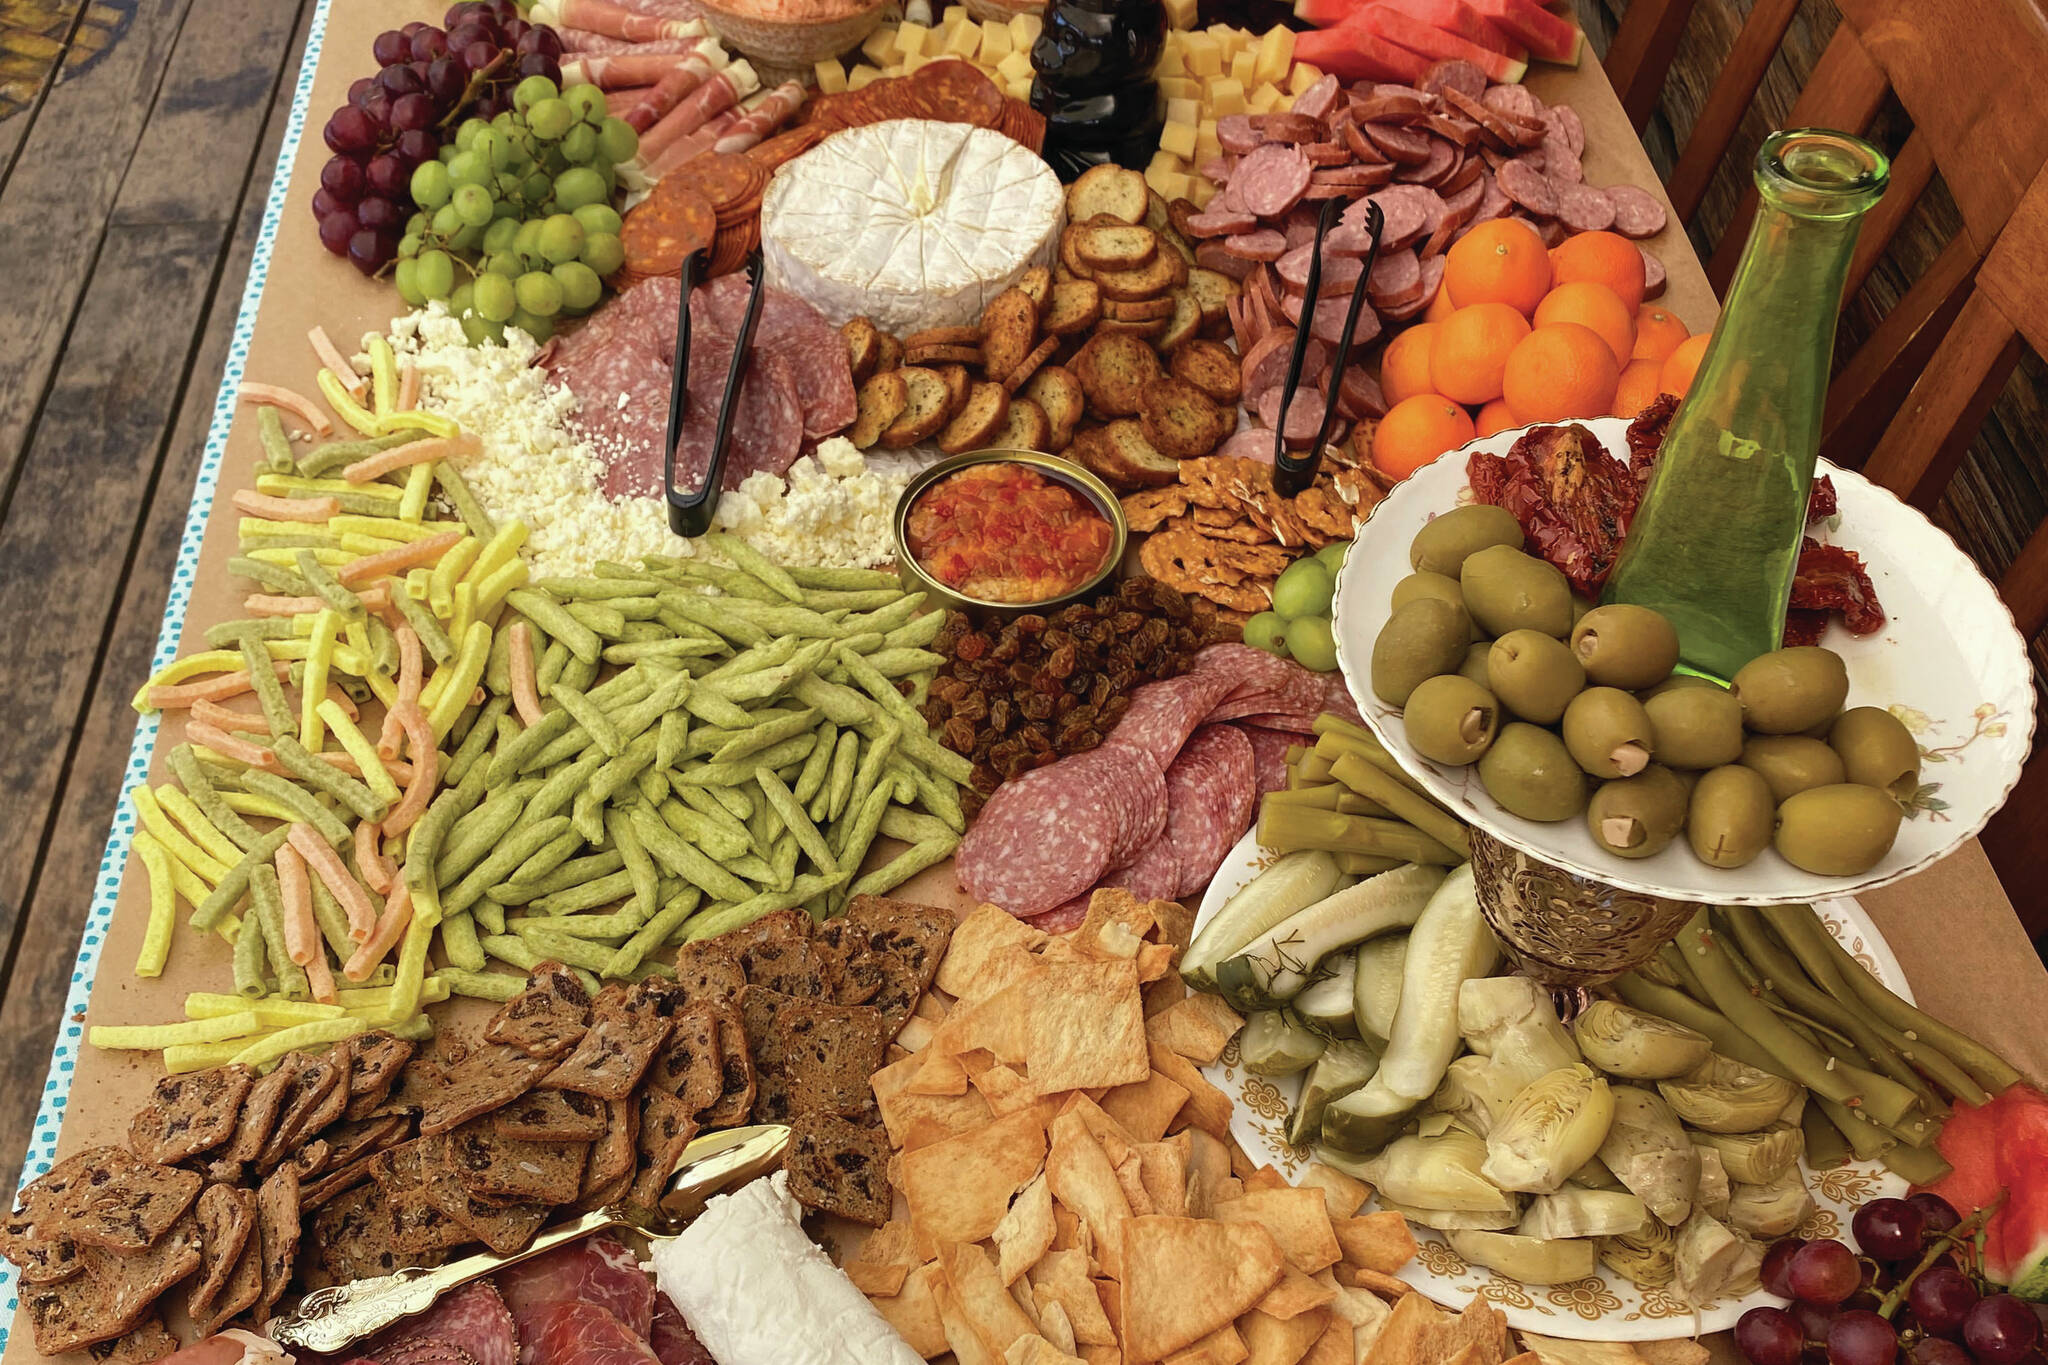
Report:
1481,1064,1614,1195
1598,1216,1677,1289
1518,1188,1650,1240
1598,1086,1698,1227
1693,1146,1732,1218
1672,1211,1758,1306
1569,1153,1625,1191
1460,977,1582,1089
1725,1166,1816,1239
1659,1054,1803,1134
1375,1196,1522,1231
1447,1230,1599,1284
1572,999,1713,1079
1426,1054,1528,1138
1693,1126,1804,1185
1349,1131,1518,1213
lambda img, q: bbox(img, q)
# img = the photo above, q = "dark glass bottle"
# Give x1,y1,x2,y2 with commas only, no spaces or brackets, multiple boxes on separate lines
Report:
1029,0,1167,179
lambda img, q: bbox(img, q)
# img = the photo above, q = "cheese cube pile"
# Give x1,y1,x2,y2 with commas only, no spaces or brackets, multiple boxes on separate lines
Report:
1150,25,1317,207
817,8,1316,209
817,7,1044,100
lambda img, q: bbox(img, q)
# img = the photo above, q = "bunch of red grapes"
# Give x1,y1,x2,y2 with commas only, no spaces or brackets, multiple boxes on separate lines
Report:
312,1,566,274
1735,1193,2045,1365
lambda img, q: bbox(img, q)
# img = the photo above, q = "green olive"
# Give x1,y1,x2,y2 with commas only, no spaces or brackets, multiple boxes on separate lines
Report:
1457,641,1493,690
1639,673,1724,702
1243,610,1290,656
1409,504,1524,577
1478,722,1588,822
1644,686,1745,769
1588,766,1688,858
1774,783,1903,876
1286,616,1339,672
1571,594,1594,628
1683,764,1773,869
1730,646,1850,735
1571,604,1681,690
1391,572,1475,637
1461,545,1574,638
1739,735,1846,804
1828,707,1922,801
1488,629,1587,725
1403,675,1500,765
1371,598,1472,706
1562,687,1654,779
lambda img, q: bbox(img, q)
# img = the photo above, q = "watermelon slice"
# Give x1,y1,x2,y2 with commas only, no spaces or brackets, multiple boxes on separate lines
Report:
1463,0,1582,64
1294,0,1363,27
1370,0,1527,60
1292,21,1435,82
1353,4,1529,83
1920,1083,2048,1301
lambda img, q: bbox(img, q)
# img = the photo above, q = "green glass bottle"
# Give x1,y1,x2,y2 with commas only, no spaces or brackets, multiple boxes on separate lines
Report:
1603,130,1888,682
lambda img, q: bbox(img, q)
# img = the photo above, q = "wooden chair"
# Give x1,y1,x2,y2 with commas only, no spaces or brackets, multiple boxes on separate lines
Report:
1601,0,2048,936
1602,0,2048,473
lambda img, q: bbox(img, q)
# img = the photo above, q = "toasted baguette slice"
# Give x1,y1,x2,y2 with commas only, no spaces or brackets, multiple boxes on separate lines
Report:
1104,296,1175,323
934,363,972,421
850,371,909,449
903,326,981,350
904,343,983,367
1044,280,1102,337
1095,249,1186,303
1169,338,1243,404
1104,419,1182,486
1073,225,1157,271
1138,377,1233,460
937,381,1012,455
989,397,1051,452
874,332,903,373
1058,228,1097,282
979,286,1040,385
841,317,883,386
1002,335,1061,394
1022,366,1085,449
1066,164,1148,226
1014,265,1052,308
1066,425,1124,488
1096,315,1170,340
1148,190,1196,265
878,367,951,448
1183,266,1239,327
1072,332,1165,418
1158,290,1203,352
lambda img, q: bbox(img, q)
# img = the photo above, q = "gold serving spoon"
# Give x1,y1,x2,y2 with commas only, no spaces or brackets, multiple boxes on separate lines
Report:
266,1124,791,1355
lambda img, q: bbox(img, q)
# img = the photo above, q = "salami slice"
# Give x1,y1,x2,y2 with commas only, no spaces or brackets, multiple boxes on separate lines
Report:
1341,120,1389,166
1291,72,1342,123
1497,159,1559,218
1199,646,1332,724
1350,89,1430,124
1321,222,1379,257
1025,898,1092,934
1184,208,1258,239
1314,164,1397,191
1241,725,1299,796
1324,673,1367,729
956,749,1134,913
1223,228,1288,262
1555,181,1616,233
1098,834,1183,904
1217,115,1260,156
1606,184,1669,238
377,1286,518,1365
1164,725,1259,897
1106,671,1241,771
1234,144,1315,217
1093,743,1171,870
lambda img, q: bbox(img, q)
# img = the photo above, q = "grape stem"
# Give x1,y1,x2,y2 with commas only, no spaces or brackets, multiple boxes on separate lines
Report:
1875,1191,2006,1320
439,50,515,131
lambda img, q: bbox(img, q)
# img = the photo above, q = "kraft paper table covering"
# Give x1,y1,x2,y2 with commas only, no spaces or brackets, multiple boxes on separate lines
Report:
1,3,2039,1362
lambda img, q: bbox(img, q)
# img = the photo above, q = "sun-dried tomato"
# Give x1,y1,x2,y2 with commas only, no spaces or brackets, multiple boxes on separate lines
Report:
1790,538,1885,635
1806,474,1838,524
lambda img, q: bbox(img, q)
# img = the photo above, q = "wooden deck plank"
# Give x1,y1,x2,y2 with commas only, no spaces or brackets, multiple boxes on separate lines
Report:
0,0,91,183
0,0,308,1198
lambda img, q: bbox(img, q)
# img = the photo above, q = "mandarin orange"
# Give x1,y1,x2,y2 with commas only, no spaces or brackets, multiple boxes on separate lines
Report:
1533,281,1635,367
1611,358,1666,418
1631,305,1689,362
1658,333,1711,397
1373,394,1477,479
1475,397,1520,437
1502,322,1621,423
1548,230,1647,312
1378,323,1441,407
1428,303,1531,406
1444,219,1551,315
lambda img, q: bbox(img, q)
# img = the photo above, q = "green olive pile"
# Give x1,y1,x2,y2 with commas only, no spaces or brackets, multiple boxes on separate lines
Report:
1369,506,1921,877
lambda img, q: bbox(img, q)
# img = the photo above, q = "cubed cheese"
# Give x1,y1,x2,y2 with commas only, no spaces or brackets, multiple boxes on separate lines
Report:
1158,120,1197,159
892,22,928,58
1164,96,1200,126
861,27,898,64
1207,76,1245,116
1189,178,1216,208
1156,170,1193,202
996,48,1034,79
1163,0,1197,28
1147,148,1183,174
1254,26,1295,85
1228,48,1256,86
1157,74,1200,101
1007,12,1041,46
814,58,848,92
1195,118,1220,159
1155,45,1185,76
1208,22,1241,54
944,22,980,56
848,63,883,88
898,50,927,71
1247,81,1284,113
978,21,1012,63
1181,31,1221,75
1005,74,1032,99
1289,61,1324,94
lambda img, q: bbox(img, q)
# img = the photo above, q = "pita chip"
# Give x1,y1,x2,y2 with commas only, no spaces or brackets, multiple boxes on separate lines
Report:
1241,1307,1331,1365
1299,1319,1353,1365
1333,1265,1411,1298
1080,1347,1123,1365
1118,1215,1287,1364
848,1218,921,1296
874,1261,951,1358
1430,1298,1510,1365
1029,1249,1116,1347
1039,1298,1079,1356
938,907,1049,996
1213,1188,1343,1274
902,1106,1049,1248
1635,1344,1711,1365
1259,1266,1339,1321
1029,961,1151,1094
874,1047,994,1147
1146,1041,1234,1137
1144,974,1189,1018
1165,1325,1249,1365
943,1242,1044,1361
1008,1339,1088,1365
1145,995,1246,1066
1046,1110,1136,1278
995,1174,1059,1285
1358,1289,1440,1365
1134,1136,1189,1217
935,1268,1006,1365
1075,890,1155,957
1182,1128,1235,1218
1114,1151,1155,1215
1295,1164,1371,1221
1100,1071,1191,1143
1146,896,1196,954
1332,1213,1417,1275
1243,1165,1292,1193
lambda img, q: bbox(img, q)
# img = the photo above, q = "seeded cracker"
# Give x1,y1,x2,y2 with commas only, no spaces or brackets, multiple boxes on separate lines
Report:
739,986,890,1123
258,1048,348,1170
85,1315,176,1365
644,1003,726,1118
127,1065,253,1165
673,939,747,1003
365,1053,447,1121
223,1056,302,1164
700,997,756,1128
540,983,673,1100
783,1111,894,1227
482,961,592,1060
183,1185,253,1319
728,907,832,998
255,1164,300,1317
344,1031,417,1117
490,1087,611,1143
812,918,886,1006
416,1043,557,1136
416,1135,551,1255
51,1148,204,1255
627,1088,699,1208
579,1096,639,1206
192,1196,263,1337
321,1113,413,1169
288,1139,332,1181
25,1215,200,1355
442,1121,590,1204
842,894,956,1036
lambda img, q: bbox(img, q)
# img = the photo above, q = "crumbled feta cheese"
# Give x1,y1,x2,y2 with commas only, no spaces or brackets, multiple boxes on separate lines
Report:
374,306,931,577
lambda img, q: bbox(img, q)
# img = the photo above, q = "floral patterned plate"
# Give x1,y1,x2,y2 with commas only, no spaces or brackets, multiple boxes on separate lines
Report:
1195,827,1912,1341
1328,417,2035,905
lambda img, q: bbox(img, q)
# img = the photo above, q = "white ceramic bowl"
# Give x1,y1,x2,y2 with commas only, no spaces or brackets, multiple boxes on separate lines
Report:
1328,417,2036,906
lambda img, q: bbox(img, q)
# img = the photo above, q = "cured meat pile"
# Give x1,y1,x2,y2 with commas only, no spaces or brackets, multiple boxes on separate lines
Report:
544,273,856,499
799,58,1047,154
1180,62,1668,450
956,643,1365,926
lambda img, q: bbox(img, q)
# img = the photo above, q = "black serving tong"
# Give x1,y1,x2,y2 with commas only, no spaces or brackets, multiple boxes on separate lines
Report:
1271,198,1386,498
663,245,768,537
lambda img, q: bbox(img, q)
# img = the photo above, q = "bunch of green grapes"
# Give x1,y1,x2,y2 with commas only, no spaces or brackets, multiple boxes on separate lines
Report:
395,73,638,344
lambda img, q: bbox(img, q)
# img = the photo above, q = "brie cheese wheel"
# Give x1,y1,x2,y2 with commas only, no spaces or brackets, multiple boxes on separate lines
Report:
761,118,1065,333
651,1173,923,1365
